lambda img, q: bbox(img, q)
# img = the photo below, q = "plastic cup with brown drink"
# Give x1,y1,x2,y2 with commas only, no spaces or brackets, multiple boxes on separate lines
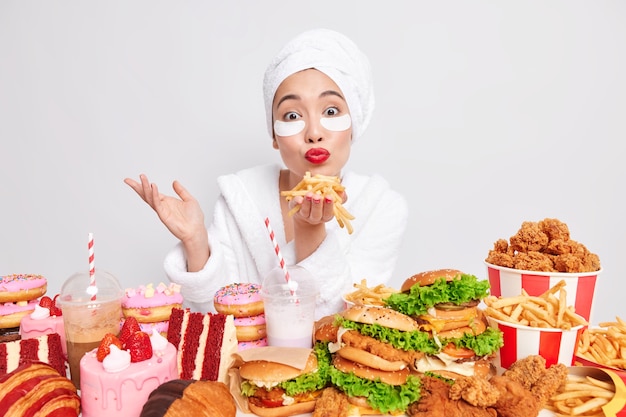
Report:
58,270,123,389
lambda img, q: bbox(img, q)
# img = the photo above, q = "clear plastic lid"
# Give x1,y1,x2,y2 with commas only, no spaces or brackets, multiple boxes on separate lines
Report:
57,270,123,306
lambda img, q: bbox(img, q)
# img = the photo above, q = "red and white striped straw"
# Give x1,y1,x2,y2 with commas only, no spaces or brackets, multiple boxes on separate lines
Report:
264,217,290,283
88,232,96,300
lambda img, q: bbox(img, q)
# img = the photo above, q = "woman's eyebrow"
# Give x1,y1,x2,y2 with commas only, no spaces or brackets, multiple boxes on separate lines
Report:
275,94,300,108
320,90,345,100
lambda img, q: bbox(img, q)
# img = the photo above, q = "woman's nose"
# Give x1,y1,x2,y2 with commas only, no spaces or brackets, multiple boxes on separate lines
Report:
305,119,324,143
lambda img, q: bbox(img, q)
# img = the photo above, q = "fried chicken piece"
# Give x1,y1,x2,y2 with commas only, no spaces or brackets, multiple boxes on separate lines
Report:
513,251,554,272
407,376,496,417
449,376,500,407
341,330,424,364
553,253,586,273
489,375,540,417
313,387,356,417
545,239,583,256
529,363,568,407
502,355,546,390
539,218,570,241
582,252,601,272
509,221,549,253
502,355,568,410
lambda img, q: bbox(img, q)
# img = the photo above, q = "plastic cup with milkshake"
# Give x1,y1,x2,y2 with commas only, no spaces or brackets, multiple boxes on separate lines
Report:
58,270,123,389
261,266,318,348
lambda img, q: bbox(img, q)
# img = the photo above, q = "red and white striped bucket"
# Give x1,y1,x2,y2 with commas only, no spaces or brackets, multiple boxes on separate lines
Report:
487,316,584,370
485,262,601,322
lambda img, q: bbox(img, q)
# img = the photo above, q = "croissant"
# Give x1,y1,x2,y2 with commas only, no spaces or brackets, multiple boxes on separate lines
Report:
140,379,237,417
0,361,80,416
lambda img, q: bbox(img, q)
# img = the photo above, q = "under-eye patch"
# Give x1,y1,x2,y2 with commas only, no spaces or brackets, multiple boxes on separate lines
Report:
274,120,305,137
320,114,351,132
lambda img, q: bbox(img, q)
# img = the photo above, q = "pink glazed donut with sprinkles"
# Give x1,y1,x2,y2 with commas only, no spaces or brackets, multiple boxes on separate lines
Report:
0,274,47,303
213,283,264,318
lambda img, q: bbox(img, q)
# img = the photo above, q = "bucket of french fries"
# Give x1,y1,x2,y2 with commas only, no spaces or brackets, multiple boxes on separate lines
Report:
483,280,588,370
485,262,601,322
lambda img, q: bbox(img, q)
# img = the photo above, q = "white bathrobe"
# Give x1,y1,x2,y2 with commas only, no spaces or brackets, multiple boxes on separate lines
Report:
164,164,408,318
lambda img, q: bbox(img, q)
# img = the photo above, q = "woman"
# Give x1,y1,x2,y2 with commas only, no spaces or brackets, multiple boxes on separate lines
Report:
125,28,408,317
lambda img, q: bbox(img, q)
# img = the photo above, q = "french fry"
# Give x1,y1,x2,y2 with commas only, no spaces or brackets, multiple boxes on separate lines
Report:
483,280,588,330
547,372,616,416
281,172,355,234
343,279,399,307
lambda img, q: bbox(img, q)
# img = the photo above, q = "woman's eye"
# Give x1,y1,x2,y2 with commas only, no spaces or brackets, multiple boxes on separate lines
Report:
324,107,339,117
285,112,300,121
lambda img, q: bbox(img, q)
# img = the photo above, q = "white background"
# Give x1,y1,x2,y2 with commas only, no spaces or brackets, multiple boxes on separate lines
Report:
1,1,624,324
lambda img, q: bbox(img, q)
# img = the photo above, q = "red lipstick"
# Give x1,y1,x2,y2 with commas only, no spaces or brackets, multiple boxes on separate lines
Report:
305,148,330,164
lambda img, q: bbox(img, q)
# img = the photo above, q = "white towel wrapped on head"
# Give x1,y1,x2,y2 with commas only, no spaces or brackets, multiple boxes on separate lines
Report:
263,28,375,142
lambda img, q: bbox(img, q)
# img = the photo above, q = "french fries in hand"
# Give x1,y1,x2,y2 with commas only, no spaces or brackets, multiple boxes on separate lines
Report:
343,279,399,307
281,172,355,234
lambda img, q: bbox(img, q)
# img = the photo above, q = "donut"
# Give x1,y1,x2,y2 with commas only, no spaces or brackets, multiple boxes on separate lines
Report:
0,274,47,303
0,300,38,329
122,283,183,323
234,314,266,342
213,283,264,318
238,337,268,351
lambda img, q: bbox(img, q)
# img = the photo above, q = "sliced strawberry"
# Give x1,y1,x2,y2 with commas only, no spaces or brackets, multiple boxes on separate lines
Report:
49,305,62,316
39,296,53,308
125,331,153,363
119,317,141,346
96,333,123,362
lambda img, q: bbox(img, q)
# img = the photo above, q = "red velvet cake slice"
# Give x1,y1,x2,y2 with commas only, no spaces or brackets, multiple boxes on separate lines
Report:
0,333,66,376
166,308,237,383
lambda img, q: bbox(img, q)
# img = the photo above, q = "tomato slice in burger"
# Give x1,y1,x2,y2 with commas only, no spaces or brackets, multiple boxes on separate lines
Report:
260,398,284,408
442,343,475,359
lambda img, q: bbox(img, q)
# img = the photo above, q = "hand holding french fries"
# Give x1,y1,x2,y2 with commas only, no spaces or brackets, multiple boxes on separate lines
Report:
281,172,355,234
343,279,399,307
577,316,626,370
546,373,617,416
483,279,588,330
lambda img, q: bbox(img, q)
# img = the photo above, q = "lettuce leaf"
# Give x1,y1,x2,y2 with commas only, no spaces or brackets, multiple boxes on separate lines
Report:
329,366,421,414
384,274,490,316
441,327,504,356
337,317,441,354
337,311,504,356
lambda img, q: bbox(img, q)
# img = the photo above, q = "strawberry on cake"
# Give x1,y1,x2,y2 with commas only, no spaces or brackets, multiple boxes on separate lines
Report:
79,317,178,417
19,294,66,355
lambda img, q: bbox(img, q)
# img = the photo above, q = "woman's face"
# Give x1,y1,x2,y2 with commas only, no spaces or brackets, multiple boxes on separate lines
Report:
272,69,352,182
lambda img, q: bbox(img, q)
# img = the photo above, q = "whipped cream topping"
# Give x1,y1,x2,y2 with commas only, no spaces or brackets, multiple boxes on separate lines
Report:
150,329,168,351
103,345,131,373
30,304,50,320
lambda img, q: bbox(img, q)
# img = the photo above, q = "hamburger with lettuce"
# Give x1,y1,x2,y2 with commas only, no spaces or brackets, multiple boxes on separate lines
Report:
239,347,329,417
318,305,425,414
383,268,503,379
